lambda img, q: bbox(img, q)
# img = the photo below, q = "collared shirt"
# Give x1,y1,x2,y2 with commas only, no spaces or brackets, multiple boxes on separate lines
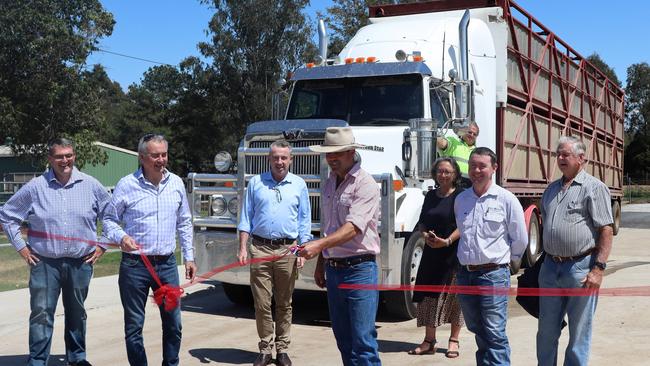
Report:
455,183,527,265
440,135,474,176
103,168,194,261
238,171,312,244
541,169,613,257
0,167,110,258
322,163,381,259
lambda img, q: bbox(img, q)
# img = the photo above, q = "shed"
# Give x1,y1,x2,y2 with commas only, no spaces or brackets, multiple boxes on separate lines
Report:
0,142,138,190
82,142,138,189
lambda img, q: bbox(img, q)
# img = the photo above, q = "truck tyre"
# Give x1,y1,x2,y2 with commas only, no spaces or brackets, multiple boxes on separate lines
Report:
523,211,541,268
222,283,254,306
612,200,621,235
383,232,423,320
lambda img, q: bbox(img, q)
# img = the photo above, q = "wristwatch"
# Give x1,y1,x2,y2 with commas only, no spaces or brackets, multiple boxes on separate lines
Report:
593,261,607,271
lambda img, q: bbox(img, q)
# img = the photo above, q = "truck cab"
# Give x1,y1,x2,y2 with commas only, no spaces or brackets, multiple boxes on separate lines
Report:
187,0,624,319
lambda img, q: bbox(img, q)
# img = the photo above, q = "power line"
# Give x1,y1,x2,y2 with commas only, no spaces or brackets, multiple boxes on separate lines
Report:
94,48,175,67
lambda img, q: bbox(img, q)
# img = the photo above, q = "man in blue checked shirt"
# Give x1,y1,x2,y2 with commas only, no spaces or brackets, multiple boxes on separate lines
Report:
237,140,312,366
102,134,195,366
0,138,111,366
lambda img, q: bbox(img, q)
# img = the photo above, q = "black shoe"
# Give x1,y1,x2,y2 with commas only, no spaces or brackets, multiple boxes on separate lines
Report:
276,353,292,366
68,361,92,366
253,353,272,366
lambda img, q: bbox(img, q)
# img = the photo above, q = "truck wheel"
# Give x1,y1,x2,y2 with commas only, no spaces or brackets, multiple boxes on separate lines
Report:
221,283,253,306
382,232,423,320
523,211,541,268
612,200,621,235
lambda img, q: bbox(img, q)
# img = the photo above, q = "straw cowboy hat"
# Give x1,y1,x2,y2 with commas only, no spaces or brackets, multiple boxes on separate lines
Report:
309,127,366,153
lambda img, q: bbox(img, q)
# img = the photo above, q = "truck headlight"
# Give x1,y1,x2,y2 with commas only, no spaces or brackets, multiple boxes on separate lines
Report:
211,196,227,216
228,197,238,215
214,151,232,172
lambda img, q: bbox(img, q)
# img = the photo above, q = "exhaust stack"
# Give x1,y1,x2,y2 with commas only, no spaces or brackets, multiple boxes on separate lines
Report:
459,10,470,81
318,19,329,64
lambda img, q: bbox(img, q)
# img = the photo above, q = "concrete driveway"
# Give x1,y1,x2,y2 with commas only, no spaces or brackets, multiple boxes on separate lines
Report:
1,204,649,365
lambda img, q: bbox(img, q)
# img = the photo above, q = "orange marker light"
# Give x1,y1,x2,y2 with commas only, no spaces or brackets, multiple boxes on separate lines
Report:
224,181,234,188
306,62,315,68
367,56,377,63
393,180,404,191
413,55,424,62
345,58,354,64
355,57,365,63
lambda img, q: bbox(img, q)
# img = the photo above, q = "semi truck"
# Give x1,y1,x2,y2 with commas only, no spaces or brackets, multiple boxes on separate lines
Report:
187,0,624,319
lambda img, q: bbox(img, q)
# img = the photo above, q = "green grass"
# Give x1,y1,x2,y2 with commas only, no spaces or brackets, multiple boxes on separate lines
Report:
0,246,182,292
624,186,650,203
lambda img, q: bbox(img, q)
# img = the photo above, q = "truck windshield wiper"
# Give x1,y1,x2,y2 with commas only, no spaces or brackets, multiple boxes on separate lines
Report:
358,118,409,126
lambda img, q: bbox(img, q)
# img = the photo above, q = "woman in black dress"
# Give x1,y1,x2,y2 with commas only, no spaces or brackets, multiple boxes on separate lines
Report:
408,157,464,358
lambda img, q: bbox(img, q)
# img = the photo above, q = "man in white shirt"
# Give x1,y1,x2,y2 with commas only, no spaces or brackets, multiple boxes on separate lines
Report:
454,147,527,366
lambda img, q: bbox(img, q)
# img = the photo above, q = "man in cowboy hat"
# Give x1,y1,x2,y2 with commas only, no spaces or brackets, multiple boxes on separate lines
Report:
295,126,382,365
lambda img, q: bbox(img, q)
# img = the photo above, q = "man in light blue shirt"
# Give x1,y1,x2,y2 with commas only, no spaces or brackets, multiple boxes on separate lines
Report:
0,138,110,366
103,134,195,366
237,140,312,366
454,147,527,366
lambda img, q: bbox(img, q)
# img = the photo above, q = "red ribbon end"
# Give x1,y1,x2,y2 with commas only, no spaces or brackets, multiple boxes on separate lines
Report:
153,284,184,311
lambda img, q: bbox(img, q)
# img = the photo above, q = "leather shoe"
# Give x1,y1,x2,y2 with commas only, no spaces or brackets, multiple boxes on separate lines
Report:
276,352,292,366
253,352,272,366
68,361,92,366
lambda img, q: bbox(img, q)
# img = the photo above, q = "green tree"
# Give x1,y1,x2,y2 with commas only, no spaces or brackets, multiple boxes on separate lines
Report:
0,0,115,167
624,62,650,179
198,0,316,155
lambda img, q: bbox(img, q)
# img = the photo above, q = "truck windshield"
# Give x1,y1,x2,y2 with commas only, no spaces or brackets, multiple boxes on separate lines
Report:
286,74,423,126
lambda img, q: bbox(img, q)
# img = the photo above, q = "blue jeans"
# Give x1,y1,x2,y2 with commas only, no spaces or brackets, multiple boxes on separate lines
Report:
28,255,93,366
457,265,511,366
537,255,597,366
326,260,381,366
119,253,182,366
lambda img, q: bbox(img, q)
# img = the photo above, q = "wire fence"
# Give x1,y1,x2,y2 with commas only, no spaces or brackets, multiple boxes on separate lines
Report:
625,176,650,204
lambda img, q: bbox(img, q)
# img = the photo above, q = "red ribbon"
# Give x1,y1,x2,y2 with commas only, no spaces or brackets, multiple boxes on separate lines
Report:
337,284,650,297
27,229,288,310
26,229,650,302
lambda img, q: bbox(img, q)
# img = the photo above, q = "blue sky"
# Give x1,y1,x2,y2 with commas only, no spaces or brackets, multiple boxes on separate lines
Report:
87,0,648,90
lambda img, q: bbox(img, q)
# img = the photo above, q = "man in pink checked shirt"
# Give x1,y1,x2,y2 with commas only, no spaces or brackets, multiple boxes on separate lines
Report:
295,127,382,366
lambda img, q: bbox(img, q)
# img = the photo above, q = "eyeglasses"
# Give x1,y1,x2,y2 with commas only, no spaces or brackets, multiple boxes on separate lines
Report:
50,153,75,161
435,169,454,176
272,187,282,203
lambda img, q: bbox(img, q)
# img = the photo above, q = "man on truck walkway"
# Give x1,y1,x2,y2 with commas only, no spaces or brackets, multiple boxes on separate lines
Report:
454,147,528,366
0,138,111,366
237,140,312,366
437,121,479,187
537,136,613,366
296,127,382,366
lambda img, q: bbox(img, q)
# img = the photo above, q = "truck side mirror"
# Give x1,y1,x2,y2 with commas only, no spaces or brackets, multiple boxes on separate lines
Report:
453,80,474,125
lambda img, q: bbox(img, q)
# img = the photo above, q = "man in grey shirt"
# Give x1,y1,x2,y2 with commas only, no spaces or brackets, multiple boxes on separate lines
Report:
537,136,614,366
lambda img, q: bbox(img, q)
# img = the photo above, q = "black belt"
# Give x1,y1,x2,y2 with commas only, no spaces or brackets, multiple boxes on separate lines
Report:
463,263,509,272
326,254,376,269
122,252,173,263
549,248,594,263
252,235,296,246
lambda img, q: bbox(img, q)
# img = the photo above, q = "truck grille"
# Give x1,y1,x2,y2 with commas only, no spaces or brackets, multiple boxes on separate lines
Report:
246,140,323,222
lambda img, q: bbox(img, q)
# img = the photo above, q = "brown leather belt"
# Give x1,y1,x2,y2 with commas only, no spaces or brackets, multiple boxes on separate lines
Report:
550,248,594,263
252,235,296,246
327,254,376,269
464,263,509,272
